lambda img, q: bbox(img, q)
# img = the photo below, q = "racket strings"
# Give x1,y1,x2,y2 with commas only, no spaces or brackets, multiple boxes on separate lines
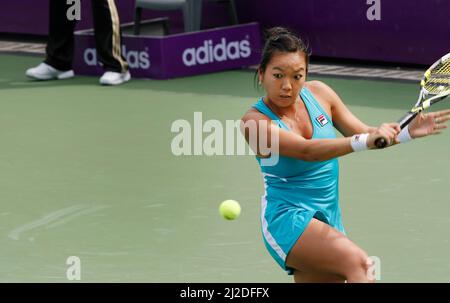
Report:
423,61,450,94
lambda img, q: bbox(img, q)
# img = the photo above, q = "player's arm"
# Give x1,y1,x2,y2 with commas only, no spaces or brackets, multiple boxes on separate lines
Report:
241,109,399,162
308,81,377,136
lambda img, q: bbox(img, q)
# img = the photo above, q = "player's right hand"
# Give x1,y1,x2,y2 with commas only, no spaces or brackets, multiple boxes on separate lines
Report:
367,123,401,149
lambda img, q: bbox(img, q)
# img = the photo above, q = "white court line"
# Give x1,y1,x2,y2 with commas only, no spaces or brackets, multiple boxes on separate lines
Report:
144,203,165,208
46,205,109,229
8,204,107,240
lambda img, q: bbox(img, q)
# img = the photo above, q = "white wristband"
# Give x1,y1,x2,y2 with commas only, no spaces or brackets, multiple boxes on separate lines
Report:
350,133,369,152
398,125,413,143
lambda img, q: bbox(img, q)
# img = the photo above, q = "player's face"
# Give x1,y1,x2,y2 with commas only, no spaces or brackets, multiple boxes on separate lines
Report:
259,51,307,107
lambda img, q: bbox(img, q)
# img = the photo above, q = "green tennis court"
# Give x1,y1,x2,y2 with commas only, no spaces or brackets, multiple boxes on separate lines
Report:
1,53,449,282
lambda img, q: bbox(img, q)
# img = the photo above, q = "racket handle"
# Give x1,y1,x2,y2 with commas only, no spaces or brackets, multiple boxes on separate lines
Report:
374,112,417,149
374,137,387,149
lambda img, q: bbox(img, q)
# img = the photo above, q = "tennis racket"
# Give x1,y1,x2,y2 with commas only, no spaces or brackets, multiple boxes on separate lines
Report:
375,53,450,148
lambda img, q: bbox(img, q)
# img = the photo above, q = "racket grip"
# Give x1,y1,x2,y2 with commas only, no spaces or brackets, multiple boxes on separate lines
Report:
374,137,388,149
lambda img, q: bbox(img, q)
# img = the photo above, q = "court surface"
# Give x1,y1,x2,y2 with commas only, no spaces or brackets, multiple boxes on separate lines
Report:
0,53,449,282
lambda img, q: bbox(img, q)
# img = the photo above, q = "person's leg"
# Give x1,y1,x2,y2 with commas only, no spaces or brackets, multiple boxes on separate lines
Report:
286,218,374,283
44,0,77,71
91,0,128,73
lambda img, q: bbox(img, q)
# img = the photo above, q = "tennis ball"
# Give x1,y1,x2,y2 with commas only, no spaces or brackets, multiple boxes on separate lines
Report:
219,200,241,220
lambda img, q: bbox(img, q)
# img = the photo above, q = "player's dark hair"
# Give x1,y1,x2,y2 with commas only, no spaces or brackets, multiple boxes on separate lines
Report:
255,27,310,87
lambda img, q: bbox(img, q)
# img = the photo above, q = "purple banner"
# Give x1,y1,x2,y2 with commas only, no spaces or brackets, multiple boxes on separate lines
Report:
73,23,261,79
0,0,228,36
235,0,450,65
3,0,450,65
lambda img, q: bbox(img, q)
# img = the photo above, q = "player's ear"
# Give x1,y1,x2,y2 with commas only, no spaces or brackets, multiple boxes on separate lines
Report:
258,68,264,85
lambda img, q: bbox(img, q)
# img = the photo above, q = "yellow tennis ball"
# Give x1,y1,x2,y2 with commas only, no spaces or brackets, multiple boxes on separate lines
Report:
219,200,241,220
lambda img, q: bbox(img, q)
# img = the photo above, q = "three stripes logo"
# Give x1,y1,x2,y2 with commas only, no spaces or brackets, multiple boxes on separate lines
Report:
316,114,329,127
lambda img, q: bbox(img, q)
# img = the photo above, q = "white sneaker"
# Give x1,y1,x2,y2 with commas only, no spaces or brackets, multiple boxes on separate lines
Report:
25,63,74,80
99,71,131,86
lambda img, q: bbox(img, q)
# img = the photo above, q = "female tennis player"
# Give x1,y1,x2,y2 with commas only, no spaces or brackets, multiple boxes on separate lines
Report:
241,27,450,283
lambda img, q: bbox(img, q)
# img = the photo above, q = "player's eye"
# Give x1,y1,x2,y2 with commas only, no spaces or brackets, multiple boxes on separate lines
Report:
273,73,283,79
294,74,303,80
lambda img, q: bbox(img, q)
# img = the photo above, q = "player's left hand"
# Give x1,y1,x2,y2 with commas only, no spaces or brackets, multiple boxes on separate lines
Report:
408,109,450,138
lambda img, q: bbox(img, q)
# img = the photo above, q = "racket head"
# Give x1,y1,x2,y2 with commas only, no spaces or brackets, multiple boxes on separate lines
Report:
375,53,450,149
420,53,450,97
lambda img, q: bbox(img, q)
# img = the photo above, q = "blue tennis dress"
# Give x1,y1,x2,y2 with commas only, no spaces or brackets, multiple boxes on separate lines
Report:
253,87,346,275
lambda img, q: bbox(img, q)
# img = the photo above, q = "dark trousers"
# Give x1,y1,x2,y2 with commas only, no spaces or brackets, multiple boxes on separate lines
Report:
45,0,128,73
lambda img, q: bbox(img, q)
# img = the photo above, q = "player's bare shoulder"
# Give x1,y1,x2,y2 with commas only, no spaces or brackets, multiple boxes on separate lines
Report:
241,107,271,124
305,80,333,97
304,80,335,115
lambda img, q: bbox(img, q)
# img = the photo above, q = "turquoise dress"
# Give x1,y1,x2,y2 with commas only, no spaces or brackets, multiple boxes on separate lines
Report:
253,87,346,275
